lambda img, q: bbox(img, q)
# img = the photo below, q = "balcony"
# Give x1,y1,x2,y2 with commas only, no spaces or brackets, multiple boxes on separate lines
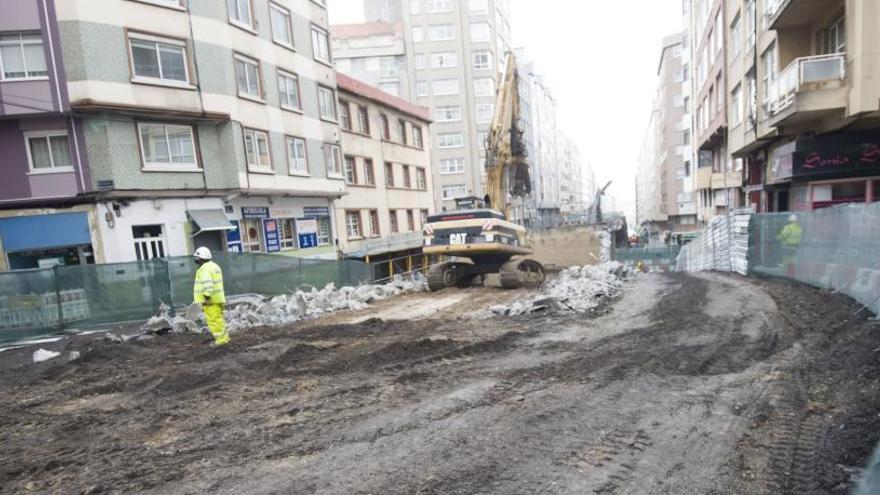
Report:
767,53,847,126
766,0,831,29
711,171,743,189
696,167,713,189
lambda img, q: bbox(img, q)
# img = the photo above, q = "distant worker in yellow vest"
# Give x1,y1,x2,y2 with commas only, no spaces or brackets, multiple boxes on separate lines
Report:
777,214,802,275
193,247,229,346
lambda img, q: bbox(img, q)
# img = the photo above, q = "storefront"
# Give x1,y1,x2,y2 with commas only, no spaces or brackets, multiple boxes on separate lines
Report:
0,212,95,270
227,197,337,259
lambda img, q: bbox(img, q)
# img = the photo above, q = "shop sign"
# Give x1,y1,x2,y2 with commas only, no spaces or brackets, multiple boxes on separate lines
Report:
295,218,319,249
303,206,330,218
270,208,296,218
263,219,281,253
793,142,880,178
242,207,270,219
226,220,242,253
767,142,794,183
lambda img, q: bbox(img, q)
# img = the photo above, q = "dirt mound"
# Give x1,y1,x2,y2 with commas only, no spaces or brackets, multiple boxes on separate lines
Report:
530,226,601,269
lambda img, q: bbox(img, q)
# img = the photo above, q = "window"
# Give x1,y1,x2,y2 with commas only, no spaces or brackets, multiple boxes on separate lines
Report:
416,168,427,189
368,210,380,237
420,209,429,227
683,129,691,146
470,0,489,14
673,95,683,107
277,70,300,110
438,133,463,148
364,158,375,185
357,105,370,135
243,128,271,171
474,77,494,96
344,155,358,184
442,184,466,200
324,143,342,177
476,103,494,123
415,54,426,70
345,211,362,239
240,219,263,252
389,210,399,233
746,0,756,47
133,225,166,261
317,217,331,246
431,51,457,68
730,12,742,58
286,136,308,175
429,24,455,41
473,50,492,70
425,0,452,13
413,126,423,149
311,25,331,64
761,43,777,104
433,79,460,95
440,158,465,174
407,210,415,231
379,82,401,96
412,27,424,42
135,0,185,7
731,83,743,126
234,54,262,98
410,0,422,14
477,132,488,150
137,123,197,170
402,165,412,188
397,119,409,145
714,11,723,55
385,162,395,187
435,106,461,122
269,2,293,47
416,81,428,96
381,114,391,139
0,32,47,81
339,100,352,130
317,85,338,120
470,23,491,42
25,131,72,172
379,57,399,77
279,218,297,250
824,16,846,54
128,33,188,84
227,0,253,29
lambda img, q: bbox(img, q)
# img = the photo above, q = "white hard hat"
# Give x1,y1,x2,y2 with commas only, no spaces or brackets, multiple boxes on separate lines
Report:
194,246,212,261
788,214,798,222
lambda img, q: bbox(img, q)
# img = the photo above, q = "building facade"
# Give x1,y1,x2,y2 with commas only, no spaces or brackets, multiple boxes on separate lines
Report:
335,72,434,260
331,21,412,100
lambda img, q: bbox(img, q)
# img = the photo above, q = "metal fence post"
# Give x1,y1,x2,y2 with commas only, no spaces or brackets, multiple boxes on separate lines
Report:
164,258,175,316
53,265,64,331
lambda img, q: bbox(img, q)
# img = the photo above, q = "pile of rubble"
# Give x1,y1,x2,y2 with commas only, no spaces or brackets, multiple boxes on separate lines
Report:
138,274,428,336
489,261,630,316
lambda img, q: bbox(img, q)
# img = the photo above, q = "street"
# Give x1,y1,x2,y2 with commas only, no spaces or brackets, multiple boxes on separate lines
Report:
1,273,879,494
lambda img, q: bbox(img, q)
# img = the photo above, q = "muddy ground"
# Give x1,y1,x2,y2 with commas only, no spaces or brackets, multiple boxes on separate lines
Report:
1,273,879,494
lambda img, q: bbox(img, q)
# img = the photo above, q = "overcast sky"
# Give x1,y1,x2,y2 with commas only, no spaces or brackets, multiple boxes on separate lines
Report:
329,0,683,222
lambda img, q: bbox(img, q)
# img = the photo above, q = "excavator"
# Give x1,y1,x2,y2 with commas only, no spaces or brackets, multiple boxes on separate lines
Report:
423,52,545,291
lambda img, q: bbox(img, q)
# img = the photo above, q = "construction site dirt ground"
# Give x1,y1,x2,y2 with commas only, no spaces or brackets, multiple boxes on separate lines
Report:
2,273,880,494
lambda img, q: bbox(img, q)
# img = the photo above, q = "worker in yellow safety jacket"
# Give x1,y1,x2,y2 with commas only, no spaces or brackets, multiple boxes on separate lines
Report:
776,214,802,275
193,247,229,346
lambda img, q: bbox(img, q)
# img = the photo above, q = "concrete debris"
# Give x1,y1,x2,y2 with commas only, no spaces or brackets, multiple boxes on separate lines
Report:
598,230,612,263
492,262,631,316
33,348,61,363
68,351,81,361
135,274,429,336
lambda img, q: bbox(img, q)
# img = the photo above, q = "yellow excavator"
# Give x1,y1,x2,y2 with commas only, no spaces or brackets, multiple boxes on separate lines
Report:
423,52,545,291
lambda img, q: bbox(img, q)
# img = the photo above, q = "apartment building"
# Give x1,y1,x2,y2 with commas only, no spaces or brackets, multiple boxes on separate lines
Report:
334,72,433,261
331,21,412,100
690,0,745,223
636,32,699,244
0,0,350,268
351,0,513,212
729,0,880,212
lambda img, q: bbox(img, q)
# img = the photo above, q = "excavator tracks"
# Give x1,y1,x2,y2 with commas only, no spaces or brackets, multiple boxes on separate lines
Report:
500,258,545,290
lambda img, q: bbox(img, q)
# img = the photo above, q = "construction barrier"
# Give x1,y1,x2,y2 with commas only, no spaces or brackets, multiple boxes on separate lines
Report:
612,246,681,273
0,254,373,343
675,209,752,275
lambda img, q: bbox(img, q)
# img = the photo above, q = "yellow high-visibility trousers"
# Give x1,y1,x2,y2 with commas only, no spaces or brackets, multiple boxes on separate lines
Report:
203,303,229,345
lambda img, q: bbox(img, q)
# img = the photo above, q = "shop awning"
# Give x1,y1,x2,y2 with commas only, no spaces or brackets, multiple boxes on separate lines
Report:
188,209,235,236
0,212,91,252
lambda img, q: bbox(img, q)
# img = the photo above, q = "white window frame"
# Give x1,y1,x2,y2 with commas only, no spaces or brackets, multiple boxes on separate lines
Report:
226,0,254,30
269,2,294,48
416,167,427,189
278,218,298,250
311,24,332,64
438,133,464,149
243,128,272,172
136,123,199,171
345,210,362,239
434,105,461,122
415,54,426,70
286,135,309,176
277,69,301,111
128,32,191,87
730,83,743,126
433,78,459,95
0,32,48,81
234,53,262,99
128,0,186,9
474,77,494,96
23,131,73,174
416,81,429,96
317,85,338,121
441,184,467,200
440,158,465,175
325,143,343,178
730,12,742,58
429,24,455,41
379,57,399,77
430,51,458,69
132,225,167,261
425,0,452,13
473,50,491,70
475,103,494,124
367,210,380,237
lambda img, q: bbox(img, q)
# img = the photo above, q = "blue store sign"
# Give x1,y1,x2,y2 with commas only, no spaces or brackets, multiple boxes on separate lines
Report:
296,218,319,248
303,206,330,218
242,206,270,219
263,218,281,253
226,220,242,253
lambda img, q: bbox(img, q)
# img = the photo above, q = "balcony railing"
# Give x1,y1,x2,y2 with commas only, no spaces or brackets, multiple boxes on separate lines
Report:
767,53,846,115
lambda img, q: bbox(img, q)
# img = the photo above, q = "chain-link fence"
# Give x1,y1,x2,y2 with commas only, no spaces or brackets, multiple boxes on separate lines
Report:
0,254,373,343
